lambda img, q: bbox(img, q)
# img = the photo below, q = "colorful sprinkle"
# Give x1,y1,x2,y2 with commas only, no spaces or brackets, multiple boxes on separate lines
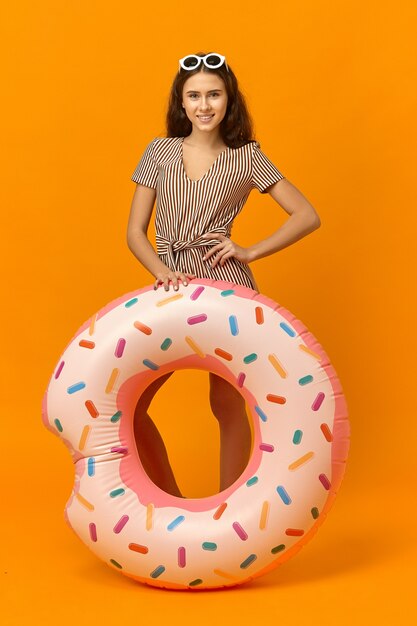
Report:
79,425,90,450
67,381,86,394
320,423,333,441
160,338,172,350
229,315,239,336
85,400,99,419
110,559,122,569
167,515,185,531
260,443,274,452
240,554,257,569
232,522,248,540
110,410,122,423
109,488,125,498
255,306,264,324
187,314,208,325
75,493,94,511
255,405,268,422
115,338,126,358
87,457,95,476
55,361,65,379
150,565,165,578
190,286,205,300
88,313,97,335
143,359,159,370
266,393,286,404
79,339,95,349
299,374,313,385
268,353,287,377
129,543,149,554
133,320,152,335
89,522,97,542
178,547,186,567
299,344,322,360
311,507,320,519
213,569,239,581
146,503,154,530
202,542,217,551
156,293,183,307
319,473,331,490
288,451,314,470
312,392,325,411
113,515,129,533
237,372,246,387
189,578,203,586
259,501,270,530
105,368,119,393
276,485,292,505
246,476,258,487
125,297,138,307
280,322,296,337
271,544,286,554
220,289,235,297
213,502,227,520
285,528,304,536
54,418,63,432
243,352,257,364
293,429,303,444
185,336,205,358
214,348,233,360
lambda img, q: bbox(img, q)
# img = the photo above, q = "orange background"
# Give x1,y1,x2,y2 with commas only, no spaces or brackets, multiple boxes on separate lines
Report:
2,1,416,624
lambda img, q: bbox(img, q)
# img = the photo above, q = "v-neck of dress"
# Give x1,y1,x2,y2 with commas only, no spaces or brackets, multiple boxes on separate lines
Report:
180,136,230,183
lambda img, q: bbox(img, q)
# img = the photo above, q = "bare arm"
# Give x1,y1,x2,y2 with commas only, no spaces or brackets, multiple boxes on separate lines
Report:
247,178,321,262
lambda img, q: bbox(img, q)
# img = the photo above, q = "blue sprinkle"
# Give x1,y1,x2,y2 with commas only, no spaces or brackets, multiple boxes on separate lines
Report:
246,476,258,487
243,353,258,364
160,338,172,351
124,297,138,308
67,381,86,394
276,485,292,505
279,322,296,337
299,375,313,385
229,315,239,336
88,458,95,476
54,418,63,432
240,554,257,569
143,359,159,370
221,289,235,297
202,542,217,551
293,429,303,444
111,411,122,423
255,405,268,422
110,488,125,498
150,565,165,578
167,515,185,531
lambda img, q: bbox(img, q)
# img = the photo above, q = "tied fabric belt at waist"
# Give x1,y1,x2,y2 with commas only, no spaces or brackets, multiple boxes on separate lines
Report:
156,228,229,271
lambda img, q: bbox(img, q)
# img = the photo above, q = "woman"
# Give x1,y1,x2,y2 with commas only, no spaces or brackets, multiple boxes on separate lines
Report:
127,51,321,498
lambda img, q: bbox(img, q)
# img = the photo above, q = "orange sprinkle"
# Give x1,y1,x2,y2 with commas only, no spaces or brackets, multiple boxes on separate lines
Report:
288,451,314,470
213,569,239,581
299,344,322,360
79,425,90,450
146,503,154,530
133,321,152,335
105,368,119,393
185,336,205,358
88,313,97,336
213,502,228,520
285,528,304,536
129,543,149,554
85,400,99,418
320,423,333,441
268,353,287,378
255,306,264,324
259,500,270,530
156,293,183,307
214,348,233,361
266,393,286,404
79,339,95,349
76,493,94,511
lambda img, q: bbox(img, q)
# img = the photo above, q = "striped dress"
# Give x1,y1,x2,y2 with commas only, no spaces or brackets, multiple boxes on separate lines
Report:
131,136,285,291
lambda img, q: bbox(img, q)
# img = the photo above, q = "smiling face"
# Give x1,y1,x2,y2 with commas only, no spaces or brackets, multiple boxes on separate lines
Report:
181,71,228,133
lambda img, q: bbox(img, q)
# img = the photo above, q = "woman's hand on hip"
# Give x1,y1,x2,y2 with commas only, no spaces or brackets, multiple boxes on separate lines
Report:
154,269,196,292
201,233,251,267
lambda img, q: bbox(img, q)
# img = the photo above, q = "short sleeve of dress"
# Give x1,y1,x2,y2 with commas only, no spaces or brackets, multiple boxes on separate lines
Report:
131,138,159,189
252,141,285,193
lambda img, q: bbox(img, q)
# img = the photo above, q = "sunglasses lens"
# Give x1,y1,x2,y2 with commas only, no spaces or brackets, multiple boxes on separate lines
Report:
205,54,222,67
183,56,200,69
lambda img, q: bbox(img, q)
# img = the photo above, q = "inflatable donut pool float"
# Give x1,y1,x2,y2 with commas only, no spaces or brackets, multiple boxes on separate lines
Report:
41,278,350,590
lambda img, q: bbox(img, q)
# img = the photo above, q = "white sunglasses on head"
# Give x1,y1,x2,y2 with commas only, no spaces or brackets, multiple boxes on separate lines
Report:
178,53,229,73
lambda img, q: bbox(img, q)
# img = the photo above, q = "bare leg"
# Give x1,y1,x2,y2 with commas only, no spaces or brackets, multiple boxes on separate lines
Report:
209,372,252,492
133,372,183,497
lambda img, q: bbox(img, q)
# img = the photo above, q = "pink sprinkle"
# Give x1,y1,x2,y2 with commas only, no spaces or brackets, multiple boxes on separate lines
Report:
312,392,325,411
89,522,97,542
260,443,275,452
113,515,129,534
178,546,186,567
115,338,126,358
237,372,246,387
111,446,128,455
55,361,65,379
319,473,331,490
187,314,208,325
232,522,248,540
190,286,205,301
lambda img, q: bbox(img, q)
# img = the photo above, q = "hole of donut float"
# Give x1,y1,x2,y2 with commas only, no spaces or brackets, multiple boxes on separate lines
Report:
133,368,254,499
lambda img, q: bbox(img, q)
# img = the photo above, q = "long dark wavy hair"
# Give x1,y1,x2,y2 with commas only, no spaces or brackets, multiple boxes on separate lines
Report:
165,51,257,149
